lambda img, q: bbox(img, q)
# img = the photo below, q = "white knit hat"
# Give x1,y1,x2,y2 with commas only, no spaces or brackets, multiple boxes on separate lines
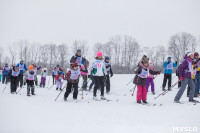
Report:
187,52,193,57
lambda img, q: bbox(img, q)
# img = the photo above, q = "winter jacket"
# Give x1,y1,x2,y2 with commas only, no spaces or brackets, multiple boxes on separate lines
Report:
55,75,64,81
163,61,177,74
105,61,113,75
70,54,86,66
88,58,107,77
65,68,80,83
133,62,159,86
3,66,10,76
179,54,193,79
8,69,20,80
17,62,27,74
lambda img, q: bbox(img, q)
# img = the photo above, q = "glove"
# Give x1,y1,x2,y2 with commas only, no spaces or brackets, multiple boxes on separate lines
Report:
88,75,91,79
157,71,161,75
111,73,113,77
180,77,184,81
175,61,177,64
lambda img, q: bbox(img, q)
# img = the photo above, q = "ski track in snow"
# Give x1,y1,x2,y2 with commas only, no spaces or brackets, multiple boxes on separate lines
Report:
0,74,200,133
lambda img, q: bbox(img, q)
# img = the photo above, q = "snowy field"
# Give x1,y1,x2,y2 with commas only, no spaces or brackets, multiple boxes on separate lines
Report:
0,74,199,133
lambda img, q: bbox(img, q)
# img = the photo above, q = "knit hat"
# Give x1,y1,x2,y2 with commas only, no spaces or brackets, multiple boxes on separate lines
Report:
187,52,193,57
29,65,34,70
72,62,78,67
96,51,103,57
105,56,110,60
167,57,171,60
194,52,199,57
77,50,81,53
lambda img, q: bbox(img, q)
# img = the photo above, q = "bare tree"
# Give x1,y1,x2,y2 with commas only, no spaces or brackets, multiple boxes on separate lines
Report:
39,45,49,67
9,45,17,65
58,44,69,67
72,40,89,56
93,42,103,55
168,32,197,64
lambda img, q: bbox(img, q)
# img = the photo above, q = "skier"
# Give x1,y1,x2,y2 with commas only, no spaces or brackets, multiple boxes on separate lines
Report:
33,64,41,86
70,50,86,67
8,66,20,94
88,51,107,100
174,52,198,103
162,57,177,91
55,71,64,91
0,67,3,83
193,52,200,97
2,63,10,84
64,62,80,101
104,56,113,94
17,60,27,88
26,65,36,96
187,60,197,97
146,61,156,95
40,69,47,88
133,57,160,104
80,60,89,91
52,65,60,85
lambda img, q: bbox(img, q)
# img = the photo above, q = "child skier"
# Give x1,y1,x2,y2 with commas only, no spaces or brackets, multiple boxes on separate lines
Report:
2,63,10,84
8,66,20,94
133,57,160,104
146,61,156,95
55,71,64,91
174,52,198,103
52,65,60,85
33,64,41,86
88,51,107,100
40,69,47,88
26,65,36,96
64,62,80,101
104,56,113,94
162,57,177,91
80,60,89,91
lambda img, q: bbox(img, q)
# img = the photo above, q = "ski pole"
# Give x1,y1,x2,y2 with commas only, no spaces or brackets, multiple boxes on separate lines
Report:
48,84,54,91
154,80,181,99
162,80,181,96
131,85,137,96
2,82,9,93
55,82,67,101
16,86,23,94
126,77,134,85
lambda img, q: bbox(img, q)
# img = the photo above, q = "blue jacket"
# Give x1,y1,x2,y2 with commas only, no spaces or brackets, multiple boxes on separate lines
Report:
17,62,27,74
3,67,10,76
163,61,177,74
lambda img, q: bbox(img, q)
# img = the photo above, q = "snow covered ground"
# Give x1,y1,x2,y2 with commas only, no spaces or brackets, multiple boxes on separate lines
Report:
0,74,199,133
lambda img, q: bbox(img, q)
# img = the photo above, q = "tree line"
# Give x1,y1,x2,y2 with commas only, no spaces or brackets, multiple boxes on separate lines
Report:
0,32,199,74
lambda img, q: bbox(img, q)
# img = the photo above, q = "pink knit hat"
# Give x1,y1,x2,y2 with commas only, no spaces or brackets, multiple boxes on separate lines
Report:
96,51,103,57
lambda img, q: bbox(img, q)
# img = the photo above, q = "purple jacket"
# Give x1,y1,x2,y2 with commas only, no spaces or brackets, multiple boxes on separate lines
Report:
179,54,193,79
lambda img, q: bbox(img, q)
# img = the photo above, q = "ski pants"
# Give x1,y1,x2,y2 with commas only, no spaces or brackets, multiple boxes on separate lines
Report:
175,78,195,101
64,82,78,99
162,74,172,89
93,76,105,97
137,85,147,101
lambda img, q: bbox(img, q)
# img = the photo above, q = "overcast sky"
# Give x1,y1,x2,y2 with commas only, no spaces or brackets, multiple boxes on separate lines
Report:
0,0,200,50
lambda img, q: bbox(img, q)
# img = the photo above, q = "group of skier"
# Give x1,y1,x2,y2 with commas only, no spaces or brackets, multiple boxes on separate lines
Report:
1,49,199,104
